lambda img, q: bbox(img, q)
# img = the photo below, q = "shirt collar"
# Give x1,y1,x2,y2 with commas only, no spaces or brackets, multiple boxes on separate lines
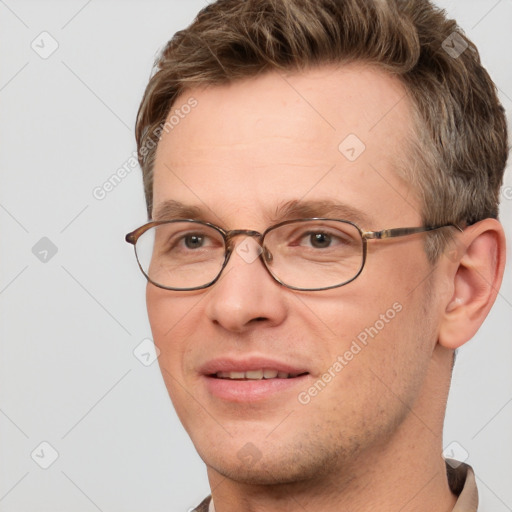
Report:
447,461,478,511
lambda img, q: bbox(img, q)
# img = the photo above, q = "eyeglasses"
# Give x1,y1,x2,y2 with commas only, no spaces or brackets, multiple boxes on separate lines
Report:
125,218,461,292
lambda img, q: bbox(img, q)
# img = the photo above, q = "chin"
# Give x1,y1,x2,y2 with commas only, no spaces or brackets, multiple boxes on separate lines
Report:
197,434,345,486
207,457,315,486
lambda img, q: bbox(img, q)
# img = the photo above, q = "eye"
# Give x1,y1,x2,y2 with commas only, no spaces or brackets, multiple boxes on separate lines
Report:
308,232,332,248
183,233,206,249
297,230,349,249
153,223,225,261
165,230,219,252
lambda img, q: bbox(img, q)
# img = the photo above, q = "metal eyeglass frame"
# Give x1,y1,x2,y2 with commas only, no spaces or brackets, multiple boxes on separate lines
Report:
125,218,463,292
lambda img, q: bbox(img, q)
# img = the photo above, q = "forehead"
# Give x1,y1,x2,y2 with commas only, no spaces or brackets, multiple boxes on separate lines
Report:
152,64,420,228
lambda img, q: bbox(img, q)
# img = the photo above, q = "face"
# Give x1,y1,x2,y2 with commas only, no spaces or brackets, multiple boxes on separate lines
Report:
147,64,441,485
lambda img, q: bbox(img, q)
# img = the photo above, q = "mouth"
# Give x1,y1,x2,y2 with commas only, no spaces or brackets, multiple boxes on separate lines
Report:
211,369,309,380
200,358,311,402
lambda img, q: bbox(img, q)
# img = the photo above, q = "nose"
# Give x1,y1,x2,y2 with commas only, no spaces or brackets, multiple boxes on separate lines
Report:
204,237,288,333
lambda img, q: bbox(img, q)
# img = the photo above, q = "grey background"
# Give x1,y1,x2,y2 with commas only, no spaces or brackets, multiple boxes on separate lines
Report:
0,1,511,511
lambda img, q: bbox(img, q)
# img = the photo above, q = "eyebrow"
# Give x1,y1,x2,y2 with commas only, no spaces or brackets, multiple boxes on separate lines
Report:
152,200,205,221
152,199,373,228
271,199,373,227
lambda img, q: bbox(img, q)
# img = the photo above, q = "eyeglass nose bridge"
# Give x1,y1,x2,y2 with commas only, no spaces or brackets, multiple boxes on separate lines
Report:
224,228,263,244
222,228,274,268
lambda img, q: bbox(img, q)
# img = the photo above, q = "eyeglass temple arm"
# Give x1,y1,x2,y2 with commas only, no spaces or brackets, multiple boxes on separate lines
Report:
363,224,463,240
126,222,162,245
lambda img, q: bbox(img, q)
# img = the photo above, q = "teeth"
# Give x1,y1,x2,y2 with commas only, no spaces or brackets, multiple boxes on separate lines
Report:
246,369,263,379
225,371,245,379
215,369,296,380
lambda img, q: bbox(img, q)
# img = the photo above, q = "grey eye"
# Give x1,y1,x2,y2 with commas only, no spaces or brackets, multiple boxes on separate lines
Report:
309,233,332,248
184,234,205,249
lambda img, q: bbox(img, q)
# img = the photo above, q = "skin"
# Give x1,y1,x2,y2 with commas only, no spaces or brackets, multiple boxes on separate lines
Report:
146,64,505,511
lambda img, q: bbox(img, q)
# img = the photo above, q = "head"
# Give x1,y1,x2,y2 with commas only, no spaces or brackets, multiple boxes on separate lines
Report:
132,0,507,487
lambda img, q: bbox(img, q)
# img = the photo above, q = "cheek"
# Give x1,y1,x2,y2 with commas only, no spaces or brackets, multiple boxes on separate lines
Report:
300,293,433,439
146,285,205,421
300,260,434,396
146,285,172,345
146,285,201,372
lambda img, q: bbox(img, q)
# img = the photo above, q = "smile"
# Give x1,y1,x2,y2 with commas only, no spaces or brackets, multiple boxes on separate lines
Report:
213,369,308,380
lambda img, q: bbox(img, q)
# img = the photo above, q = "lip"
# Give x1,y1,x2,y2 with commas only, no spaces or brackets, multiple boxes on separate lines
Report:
199,356,311,403
199,356,309,376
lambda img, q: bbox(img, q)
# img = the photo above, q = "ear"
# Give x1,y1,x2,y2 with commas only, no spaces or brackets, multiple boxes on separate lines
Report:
438,218,506,350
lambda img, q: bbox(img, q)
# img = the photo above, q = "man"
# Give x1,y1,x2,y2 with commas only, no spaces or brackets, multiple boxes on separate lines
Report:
126,0,508,510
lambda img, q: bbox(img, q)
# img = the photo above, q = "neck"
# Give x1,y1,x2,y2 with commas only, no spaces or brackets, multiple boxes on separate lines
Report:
207,429,456,512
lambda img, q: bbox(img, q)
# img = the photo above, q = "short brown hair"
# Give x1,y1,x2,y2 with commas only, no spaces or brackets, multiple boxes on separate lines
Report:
135,0,508,260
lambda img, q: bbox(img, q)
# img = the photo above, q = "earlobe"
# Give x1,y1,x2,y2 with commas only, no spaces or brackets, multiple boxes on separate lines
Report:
438,219,506,350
